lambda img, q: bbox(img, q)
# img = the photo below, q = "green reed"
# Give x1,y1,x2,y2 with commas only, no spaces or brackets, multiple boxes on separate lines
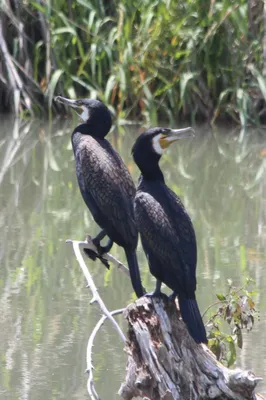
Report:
0,0,265,125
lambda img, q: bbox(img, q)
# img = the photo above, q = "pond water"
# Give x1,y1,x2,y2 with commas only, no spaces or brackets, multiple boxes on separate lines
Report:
0,118,266,399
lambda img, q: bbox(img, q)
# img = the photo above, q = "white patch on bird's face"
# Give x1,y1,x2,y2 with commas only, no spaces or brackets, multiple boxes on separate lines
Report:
79,106,90,122
152,134,164,155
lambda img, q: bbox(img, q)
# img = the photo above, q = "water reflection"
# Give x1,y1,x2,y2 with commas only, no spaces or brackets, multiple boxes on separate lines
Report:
0,118,266,399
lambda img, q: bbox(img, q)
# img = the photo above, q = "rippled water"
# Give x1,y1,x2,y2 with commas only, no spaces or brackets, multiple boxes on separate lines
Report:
0,118,266,399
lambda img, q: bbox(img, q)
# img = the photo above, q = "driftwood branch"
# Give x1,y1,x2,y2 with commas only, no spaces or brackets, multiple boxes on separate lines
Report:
66,239,126,342
67,236,264,400
119,296,263,400
67,237,129,399
87,308,125,400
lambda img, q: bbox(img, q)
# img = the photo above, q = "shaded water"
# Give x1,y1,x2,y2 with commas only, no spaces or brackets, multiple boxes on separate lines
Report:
0,118,266,399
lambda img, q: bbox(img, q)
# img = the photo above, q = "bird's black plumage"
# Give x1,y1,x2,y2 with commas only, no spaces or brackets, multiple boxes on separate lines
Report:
132,127,207,343
72,126,137,249
55,96,144,298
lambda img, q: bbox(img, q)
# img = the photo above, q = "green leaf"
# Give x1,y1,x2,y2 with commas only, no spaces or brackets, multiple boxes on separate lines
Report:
119,66,126,92
77,0,94,10
88,10,96,30
216,294,226,301
52,27,77,36
91,43,97,77
180,72,197,102
47,69,64,108
31,1,46,13
71,76,95,92
217,88,233,106
105,75,116,102
248,63,266,100
227,337,237,367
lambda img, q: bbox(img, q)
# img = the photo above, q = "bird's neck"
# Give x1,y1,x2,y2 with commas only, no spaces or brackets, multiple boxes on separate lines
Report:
140,164,165,182
71,125,107,153
72,123,107,139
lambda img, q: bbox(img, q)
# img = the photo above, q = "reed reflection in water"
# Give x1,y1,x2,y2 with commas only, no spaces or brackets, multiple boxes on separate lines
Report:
0,118,266,399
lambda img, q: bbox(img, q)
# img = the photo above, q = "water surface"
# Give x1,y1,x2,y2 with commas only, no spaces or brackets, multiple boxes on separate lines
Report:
0,118,266,399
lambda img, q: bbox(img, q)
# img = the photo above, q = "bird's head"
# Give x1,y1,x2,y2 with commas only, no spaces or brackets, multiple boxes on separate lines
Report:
55,96,112,138
132,126,195,172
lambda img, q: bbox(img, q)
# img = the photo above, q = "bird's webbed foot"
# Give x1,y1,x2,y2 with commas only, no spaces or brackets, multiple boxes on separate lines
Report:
97,255,110,269
83,248,110,269
84,231,111,269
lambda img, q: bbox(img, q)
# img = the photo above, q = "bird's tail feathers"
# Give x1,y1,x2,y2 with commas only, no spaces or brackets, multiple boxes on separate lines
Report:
125,249,144,298
178,296,207,344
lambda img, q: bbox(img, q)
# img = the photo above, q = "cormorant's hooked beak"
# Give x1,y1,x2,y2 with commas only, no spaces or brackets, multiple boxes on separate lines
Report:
55,96,80,108
55,96,89,121
159,127,195,149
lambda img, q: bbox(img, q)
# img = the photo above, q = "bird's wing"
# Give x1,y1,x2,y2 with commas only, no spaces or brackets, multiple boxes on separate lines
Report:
135,185,197,293
166,187,197,269
77,137,137,245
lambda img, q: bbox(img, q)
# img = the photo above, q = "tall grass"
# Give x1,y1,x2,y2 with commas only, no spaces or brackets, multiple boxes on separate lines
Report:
0,0,265,125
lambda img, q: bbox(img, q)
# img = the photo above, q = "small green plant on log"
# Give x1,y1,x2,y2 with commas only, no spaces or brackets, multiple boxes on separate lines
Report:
206,278,257,367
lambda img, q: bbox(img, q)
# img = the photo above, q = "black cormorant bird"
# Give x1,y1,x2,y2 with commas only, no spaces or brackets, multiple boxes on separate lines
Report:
55,96,144,298
132,127,207,343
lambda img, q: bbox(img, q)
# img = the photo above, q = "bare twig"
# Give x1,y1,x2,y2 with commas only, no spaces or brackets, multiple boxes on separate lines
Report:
66,239,126,342
87,308,125,400
67,238,127,399
202,300,227,319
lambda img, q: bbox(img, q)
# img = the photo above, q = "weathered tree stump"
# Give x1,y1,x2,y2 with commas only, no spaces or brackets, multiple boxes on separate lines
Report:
119,296,263,400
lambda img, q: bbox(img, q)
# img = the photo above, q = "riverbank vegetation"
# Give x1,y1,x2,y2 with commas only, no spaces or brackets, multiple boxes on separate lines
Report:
1,0,266,125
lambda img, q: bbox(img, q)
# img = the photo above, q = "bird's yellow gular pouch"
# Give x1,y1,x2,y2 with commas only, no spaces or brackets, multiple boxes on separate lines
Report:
159,134,172,150
152,134,169,155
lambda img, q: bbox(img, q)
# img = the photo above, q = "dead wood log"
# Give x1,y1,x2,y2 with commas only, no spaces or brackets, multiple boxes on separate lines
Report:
119,296,263,400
